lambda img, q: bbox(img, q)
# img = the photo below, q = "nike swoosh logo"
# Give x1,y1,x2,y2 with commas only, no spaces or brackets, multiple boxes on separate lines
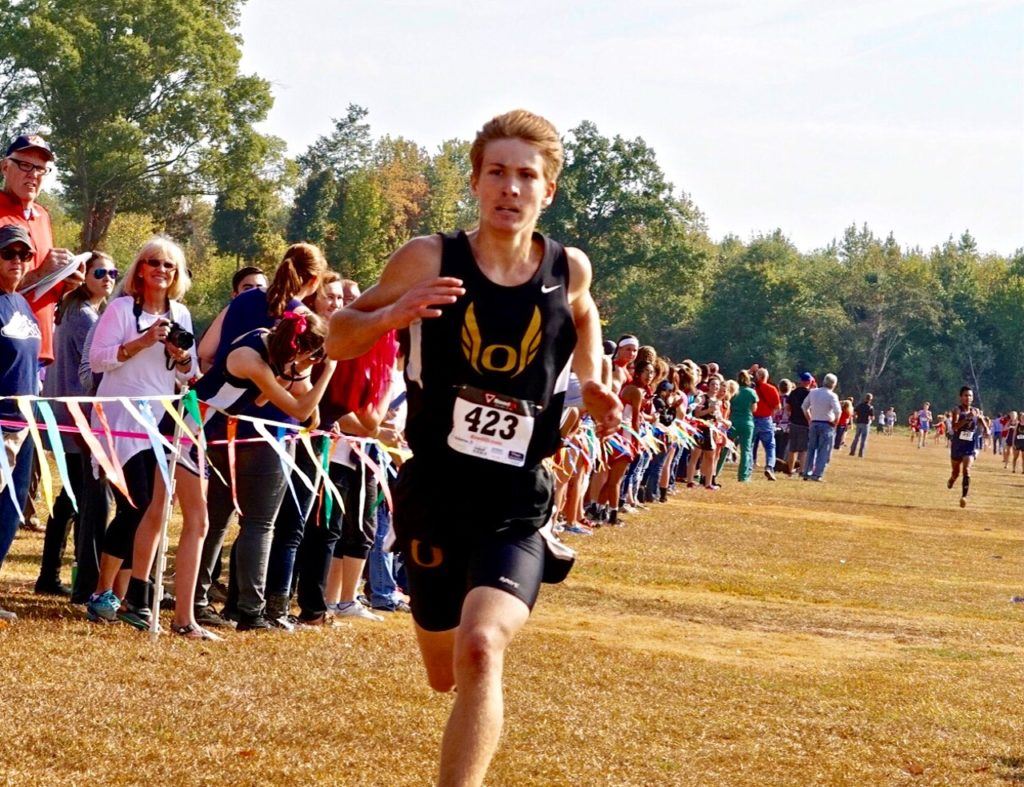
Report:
541,284,561,294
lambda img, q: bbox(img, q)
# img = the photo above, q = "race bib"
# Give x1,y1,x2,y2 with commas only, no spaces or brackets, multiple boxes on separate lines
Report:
958,430,974,442
448,386,535,467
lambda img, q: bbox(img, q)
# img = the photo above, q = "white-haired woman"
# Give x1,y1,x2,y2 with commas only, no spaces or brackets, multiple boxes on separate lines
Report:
85,237,197,628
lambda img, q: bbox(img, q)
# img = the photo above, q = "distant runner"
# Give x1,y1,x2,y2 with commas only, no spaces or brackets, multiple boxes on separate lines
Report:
948,387,980,508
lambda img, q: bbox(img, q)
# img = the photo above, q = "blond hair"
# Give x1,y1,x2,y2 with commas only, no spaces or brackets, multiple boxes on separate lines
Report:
470,109,564,181
122,236,190,301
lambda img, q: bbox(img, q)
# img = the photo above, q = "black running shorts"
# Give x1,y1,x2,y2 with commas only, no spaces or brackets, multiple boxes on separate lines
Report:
392,454,554,632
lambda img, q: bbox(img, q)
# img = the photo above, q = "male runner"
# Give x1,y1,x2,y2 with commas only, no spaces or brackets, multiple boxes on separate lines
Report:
948,386,981,508
326,109,620,787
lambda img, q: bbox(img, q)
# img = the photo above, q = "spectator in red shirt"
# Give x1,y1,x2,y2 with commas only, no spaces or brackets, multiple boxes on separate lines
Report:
752,367,782,480
0,134,85,364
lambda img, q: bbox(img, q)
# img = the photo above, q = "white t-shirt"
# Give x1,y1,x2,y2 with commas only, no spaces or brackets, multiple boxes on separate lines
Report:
89,295,197,467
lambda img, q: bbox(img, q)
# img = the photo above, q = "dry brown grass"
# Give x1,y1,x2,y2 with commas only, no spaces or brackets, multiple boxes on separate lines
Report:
1,434,1022,786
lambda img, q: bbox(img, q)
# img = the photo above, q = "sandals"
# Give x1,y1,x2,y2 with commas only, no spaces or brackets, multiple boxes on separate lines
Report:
171,621,223,641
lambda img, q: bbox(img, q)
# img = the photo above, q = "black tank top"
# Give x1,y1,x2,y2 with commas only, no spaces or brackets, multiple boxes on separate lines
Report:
403,230,577,469
953,407,978,440
192,329,276,441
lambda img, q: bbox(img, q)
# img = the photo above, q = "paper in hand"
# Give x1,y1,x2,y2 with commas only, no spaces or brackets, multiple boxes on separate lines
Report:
18,251,91,301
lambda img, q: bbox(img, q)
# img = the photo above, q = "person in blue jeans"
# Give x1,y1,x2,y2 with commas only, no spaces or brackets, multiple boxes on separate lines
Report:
801,373,842,481
0,226,44,621
752,368,781,480
849,393,874,458
368,502,409,612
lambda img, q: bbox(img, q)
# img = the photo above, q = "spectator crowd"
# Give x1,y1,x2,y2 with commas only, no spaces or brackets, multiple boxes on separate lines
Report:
1,131,1006,636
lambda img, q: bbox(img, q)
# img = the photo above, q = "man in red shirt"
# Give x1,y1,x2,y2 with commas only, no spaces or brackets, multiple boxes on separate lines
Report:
0,134,85,364
753,366,782,480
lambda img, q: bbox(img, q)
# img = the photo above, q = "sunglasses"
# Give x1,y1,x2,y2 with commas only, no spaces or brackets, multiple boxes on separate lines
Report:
92,267,118,281
308,346,326,362
0,247,33,262
142,258,177,272
7,157,51,177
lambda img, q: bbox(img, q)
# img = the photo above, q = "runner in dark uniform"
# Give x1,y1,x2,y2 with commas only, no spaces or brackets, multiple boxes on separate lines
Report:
325,110,620,787
948,386,981,508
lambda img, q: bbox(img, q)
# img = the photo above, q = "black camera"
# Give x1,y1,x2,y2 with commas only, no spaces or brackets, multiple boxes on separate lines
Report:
165,321,195,351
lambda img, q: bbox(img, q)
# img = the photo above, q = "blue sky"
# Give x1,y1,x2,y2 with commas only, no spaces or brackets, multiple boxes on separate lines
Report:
239,0,1023,255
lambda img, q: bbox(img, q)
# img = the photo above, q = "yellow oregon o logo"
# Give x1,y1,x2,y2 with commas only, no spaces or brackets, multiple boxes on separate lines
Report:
410,539,443,569
480,344,517,373
461,302,543,377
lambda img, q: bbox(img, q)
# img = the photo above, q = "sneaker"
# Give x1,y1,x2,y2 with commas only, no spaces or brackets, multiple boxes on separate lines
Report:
34,579,72,597
294,611,334,627
330,601,384,621
371,599,412,614
209,580,229,604
947,477,955,490
356,594,371,608
194,605,234,629
0,605,17,623
564,523,594,536
118,600,153,631
267,614,296,632
960,496,967,508
236,613,274,632
764,469,776,482
86,590,120,623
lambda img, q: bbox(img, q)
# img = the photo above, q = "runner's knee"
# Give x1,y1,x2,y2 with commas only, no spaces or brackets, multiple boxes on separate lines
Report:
455,626,506,676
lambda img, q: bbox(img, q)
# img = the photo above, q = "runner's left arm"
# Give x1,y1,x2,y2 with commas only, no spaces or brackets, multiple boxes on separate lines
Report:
566,247,621,436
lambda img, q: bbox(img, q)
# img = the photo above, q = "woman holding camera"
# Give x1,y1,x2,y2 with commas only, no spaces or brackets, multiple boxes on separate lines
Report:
119,313,336,639
85,237,197,626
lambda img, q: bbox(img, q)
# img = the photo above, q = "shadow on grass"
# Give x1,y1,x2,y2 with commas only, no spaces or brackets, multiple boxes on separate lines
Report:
996,755,1024,783
0,592,84,621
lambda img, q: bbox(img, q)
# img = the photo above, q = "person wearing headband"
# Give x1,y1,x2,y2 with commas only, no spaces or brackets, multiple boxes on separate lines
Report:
611,334,639,393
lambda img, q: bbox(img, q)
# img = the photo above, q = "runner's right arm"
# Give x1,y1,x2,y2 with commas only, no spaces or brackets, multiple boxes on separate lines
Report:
325,235,464,360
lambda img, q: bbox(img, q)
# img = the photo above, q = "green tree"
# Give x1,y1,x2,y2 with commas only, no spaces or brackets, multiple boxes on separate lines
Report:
287,104,373,250
419,139,476,233
0,0,274,247
542,120,710,350
295,104,373,178
211,132,291,263
287,169,340,247
329,168,389,283
836,226,941,398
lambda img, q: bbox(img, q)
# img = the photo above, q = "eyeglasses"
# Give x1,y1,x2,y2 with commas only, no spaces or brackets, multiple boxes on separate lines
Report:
0,247,33,262
92,268,118,280
308,346,326,362
142,259,176,272
7,157,52,176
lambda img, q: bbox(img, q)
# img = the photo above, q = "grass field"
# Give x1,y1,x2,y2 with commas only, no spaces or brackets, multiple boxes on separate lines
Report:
1,432,1022,786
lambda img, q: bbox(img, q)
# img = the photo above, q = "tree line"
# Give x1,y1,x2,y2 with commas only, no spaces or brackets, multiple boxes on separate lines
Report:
2,0,1021,414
